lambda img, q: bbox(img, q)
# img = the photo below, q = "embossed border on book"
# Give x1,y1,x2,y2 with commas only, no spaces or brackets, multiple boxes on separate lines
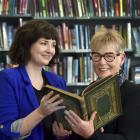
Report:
84,74,122,130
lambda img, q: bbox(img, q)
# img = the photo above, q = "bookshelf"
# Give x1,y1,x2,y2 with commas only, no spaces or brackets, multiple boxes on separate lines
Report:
0,0,140,93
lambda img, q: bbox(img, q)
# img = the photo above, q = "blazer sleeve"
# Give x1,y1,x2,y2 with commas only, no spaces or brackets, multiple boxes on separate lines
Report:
0,70,20,138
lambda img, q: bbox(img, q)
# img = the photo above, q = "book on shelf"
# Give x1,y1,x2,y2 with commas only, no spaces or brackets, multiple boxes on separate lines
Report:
1,22,9,50
120,0,123,16
132,27,140,53
130,65,140,84
0,26,3,49
127,22,132,50
88,0,94,16
45,73,122,130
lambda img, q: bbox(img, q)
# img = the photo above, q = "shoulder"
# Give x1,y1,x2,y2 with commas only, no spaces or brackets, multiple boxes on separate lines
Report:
121,80,140,90
0,67,24,87
121,80,140,95
0,67,20,79
0,67,22,98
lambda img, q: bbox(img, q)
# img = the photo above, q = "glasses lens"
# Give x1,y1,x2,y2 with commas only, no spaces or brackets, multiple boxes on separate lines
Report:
105,53,115,62
92,53,101,62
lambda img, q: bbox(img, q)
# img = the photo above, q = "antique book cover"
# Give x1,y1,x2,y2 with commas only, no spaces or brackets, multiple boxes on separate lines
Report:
45,73,122,130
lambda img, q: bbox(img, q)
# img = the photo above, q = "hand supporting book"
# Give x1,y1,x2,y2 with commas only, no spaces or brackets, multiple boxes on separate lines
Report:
64,110,97,138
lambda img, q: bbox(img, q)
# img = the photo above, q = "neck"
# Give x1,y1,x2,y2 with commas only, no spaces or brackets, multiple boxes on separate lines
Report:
25,63,44,90
25,63,42,77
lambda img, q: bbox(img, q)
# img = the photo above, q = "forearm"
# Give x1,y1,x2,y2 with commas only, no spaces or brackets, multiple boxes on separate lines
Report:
0,110,43,139
19,108,45,136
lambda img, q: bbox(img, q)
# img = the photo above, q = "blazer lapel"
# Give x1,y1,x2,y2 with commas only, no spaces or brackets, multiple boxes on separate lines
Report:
19,65,39,109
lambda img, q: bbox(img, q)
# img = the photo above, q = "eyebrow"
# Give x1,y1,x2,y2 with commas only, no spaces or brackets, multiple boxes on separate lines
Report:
40,39,56,43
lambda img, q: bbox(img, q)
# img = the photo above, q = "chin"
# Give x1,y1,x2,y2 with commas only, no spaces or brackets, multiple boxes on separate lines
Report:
42,60,50,65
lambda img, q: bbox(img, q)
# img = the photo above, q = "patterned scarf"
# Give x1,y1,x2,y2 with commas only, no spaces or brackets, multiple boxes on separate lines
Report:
118,69,127,87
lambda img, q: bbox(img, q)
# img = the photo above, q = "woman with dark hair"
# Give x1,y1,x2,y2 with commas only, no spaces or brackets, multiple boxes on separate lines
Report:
0,19,71,140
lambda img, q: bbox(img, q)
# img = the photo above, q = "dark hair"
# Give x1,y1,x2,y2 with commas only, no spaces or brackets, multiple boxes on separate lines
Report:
9,19,60,66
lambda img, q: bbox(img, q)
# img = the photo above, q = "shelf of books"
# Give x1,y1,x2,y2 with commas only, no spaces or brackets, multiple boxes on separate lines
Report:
0,0,140,92
32,0,133,17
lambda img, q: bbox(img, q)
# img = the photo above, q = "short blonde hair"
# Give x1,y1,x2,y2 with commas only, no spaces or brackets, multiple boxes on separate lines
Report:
91,27,126,53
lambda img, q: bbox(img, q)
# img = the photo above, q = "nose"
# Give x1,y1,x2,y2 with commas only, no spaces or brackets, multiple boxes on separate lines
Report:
47,42,55,51
45,42,55,55
47,42,53,49
99,56,107,64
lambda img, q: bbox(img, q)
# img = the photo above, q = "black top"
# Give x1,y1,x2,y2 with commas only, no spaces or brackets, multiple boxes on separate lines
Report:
33,72,54,140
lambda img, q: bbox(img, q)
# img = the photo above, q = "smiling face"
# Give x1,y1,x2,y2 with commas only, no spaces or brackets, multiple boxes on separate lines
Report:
92,45,125,79
91,28,126,79
29,38,56,67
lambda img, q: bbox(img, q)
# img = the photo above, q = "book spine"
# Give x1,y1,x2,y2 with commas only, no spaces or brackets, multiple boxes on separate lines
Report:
88,0,94,16
97,0,101,16
129,0,132,16
132,27,140,52
110,0,114,16
74,24,80,50
41,0,46,17
62,23,69,50
119,0,123,16
83,0,88,16
127,0,130,16
3,0,8,15
58,0,64,17
1,22,8,50
103,0,107,16
67,56,73,83
56,25,64,50
80,98,88,120
0,0,2,15
127,22,132,50
66,0,73,17
114,0,119,16
72,59,79,83
77,0,82,17
93,0,98,16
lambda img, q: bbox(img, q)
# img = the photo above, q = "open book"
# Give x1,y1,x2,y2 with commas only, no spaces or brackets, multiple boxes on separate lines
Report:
45,74,122,130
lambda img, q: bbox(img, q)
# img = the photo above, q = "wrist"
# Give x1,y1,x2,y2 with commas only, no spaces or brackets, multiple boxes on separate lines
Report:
83,130,94,139
36,107,46,120
84,130,100,140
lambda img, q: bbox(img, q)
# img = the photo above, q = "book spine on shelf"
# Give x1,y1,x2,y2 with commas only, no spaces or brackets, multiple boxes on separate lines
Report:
127,22,132,50
119,0,123,16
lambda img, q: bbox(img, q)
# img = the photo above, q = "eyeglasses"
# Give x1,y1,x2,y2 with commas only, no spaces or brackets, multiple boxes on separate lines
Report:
91,52,121,62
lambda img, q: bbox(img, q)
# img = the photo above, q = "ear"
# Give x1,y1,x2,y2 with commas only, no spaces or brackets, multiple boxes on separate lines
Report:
120,53,126,67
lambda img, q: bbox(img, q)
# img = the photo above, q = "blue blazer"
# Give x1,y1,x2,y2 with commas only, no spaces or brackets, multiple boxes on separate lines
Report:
0,65,67,140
